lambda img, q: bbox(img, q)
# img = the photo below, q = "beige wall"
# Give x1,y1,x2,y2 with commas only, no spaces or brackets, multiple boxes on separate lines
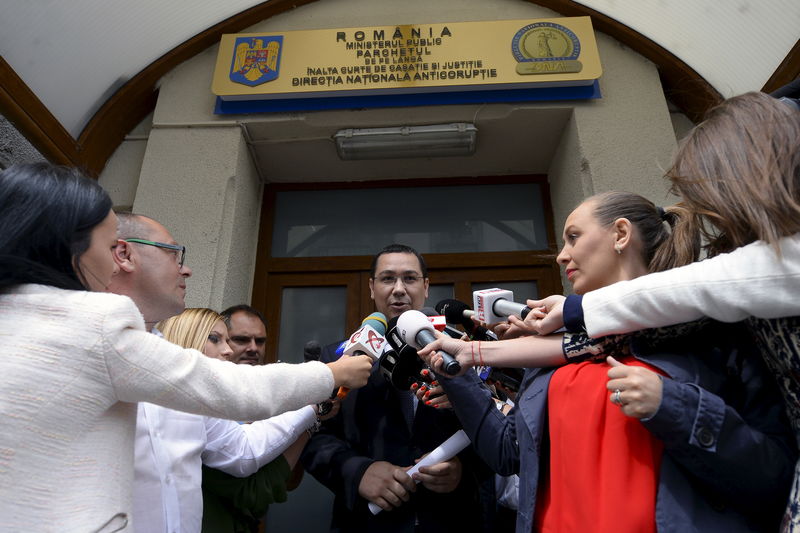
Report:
100,112,152,211
100,0,682,302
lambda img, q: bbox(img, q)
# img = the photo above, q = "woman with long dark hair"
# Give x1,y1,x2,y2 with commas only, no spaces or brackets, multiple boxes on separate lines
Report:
0,163,371,531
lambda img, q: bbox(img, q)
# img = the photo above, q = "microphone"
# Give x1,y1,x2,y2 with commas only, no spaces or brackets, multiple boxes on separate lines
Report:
421,307,463,339
420,307,447,332
396,310,461,376
435,299,497,341
303,340,322,362
473,288,531,325
435,299,474,328
342,312,388,359
336,312,388,399
379,316,427,391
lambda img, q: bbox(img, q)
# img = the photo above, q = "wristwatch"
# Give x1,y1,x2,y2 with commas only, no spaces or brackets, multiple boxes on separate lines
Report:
317,399,333,417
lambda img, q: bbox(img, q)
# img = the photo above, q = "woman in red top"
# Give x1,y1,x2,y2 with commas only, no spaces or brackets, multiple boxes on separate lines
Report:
420,191,794,532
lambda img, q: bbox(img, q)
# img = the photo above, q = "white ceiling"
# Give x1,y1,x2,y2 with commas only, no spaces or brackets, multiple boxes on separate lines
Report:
0,0,798,138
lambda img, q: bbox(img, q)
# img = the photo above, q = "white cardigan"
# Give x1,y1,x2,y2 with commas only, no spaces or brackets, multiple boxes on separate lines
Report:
0,284,334,532
581,232,800,336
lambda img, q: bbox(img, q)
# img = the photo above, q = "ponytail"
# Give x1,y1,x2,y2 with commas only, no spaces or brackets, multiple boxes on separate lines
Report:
649,203,701,272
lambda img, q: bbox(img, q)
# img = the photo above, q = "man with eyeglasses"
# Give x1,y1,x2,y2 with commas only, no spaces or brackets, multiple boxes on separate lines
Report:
302,244,489,533
110,213,192,330
109,213,330,533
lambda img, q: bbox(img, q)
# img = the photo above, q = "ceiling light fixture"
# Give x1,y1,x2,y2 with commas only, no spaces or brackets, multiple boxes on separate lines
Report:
334,123,477,160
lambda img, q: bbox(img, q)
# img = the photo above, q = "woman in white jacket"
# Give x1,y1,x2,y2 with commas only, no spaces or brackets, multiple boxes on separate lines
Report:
0,163,372,532
523,91,800,530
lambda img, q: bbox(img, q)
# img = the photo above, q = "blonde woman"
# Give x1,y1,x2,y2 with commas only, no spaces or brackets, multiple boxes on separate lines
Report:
156,308,323,533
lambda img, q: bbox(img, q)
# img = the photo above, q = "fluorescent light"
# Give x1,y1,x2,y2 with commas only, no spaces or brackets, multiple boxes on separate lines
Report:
334,123,477,160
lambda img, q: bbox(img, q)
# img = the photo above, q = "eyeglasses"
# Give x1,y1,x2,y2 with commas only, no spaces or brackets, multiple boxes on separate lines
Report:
375,274,424,286
125,238,186,267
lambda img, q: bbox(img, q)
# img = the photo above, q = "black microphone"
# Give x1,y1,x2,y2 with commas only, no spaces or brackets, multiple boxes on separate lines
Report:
380,316,427,390
385,316,405,353
303,340,322,362
435,299,498,341
435,299,475,330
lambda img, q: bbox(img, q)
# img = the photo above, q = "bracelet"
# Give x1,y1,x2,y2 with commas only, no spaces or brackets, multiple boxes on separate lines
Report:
307,415,322,436
478,341,484,367
561,332,629,363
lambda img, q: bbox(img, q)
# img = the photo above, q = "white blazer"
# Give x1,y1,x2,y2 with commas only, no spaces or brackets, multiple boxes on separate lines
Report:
0,284,333,532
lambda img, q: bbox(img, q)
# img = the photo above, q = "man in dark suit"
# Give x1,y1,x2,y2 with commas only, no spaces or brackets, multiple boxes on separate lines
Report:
301,244,487,533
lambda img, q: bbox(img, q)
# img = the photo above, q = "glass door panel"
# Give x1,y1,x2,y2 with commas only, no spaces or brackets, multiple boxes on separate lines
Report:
277,286,347,364
263,272,362,363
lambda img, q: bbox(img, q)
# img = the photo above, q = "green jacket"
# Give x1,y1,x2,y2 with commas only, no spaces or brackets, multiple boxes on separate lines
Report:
201,456,291,533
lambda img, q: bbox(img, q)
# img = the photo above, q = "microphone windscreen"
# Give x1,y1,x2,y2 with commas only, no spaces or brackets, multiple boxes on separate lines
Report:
435,299,474,330
421,307,438,317
303,340,322,362
362,312,388,335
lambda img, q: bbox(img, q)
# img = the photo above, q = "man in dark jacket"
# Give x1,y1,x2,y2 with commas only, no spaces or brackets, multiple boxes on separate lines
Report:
301,244,488,533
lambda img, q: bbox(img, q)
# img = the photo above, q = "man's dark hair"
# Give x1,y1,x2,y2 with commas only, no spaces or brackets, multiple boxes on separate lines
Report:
369,244,428,278
221,304,268,330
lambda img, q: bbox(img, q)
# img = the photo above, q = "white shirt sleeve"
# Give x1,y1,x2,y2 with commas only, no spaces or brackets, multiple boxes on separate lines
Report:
201,406,316,477
582,232,800,337
100,299,335,421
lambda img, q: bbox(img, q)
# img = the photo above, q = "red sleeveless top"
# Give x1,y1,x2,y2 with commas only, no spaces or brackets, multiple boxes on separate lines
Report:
535,357,665,533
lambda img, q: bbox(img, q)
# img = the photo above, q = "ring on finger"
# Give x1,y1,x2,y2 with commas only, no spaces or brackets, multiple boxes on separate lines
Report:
612,389,622,405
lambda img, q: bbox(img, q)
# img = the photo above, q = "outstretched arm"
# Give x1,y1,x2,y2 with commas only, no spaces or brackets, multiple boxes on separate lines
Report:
202,406,316,477
419,331,628,373
418,334,565,374
576,233,800,337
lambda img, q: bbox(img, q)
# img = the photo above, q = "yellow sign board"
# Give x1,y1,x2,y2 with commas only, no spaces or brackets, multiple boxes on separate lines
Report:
212,17,602,101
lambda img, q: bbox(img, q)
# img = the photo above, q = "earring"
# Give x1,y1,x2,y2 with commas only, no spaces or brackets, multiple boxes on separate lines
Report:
615,245,622,255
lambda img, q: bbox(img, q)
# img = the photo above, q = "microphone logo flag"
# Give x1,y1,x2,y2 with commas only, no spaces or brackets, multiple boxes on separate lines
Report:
343,324,386,360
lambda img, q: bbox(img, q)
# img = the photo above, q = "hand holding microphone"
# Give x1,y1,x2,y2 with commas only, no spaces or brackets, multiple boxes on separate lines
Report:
335,313,388,399
521,294,567,335
380,317,448,411
326,355,373,390
415,334,476,377
396,310,461,376
325,313,387,397
406,366,451,409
